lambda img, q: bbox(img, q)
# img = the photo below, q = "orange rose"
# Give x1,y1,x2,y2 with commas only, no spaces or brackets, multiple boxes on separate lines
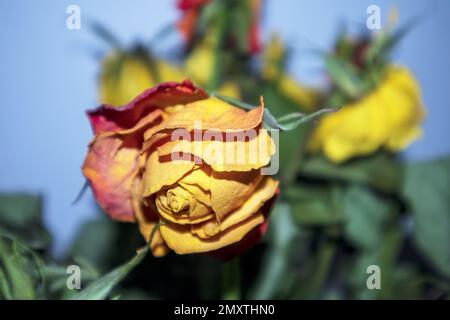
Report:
82,81,279,258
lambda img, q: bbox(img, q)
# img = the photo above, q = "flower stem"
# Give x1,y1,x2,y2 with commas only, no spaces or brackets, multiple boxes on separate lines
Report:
221,258,241,300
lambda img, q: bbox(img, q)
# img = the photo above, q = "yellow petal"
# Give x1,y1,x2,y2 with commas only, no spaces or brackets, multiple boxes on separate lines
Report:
132,175,169,257
155,185,213,224
141,151,195,197
160,213,265,254
191,177,278,239
309,65,425,162
156,127,275,172
210,170,262,219
217,82,242,100
142,97,264,151
177,166,211,191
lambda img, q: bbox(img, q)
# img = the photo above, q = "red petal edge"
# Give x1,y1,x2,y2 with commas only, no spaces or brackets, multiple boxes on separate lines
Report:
87,80,208,134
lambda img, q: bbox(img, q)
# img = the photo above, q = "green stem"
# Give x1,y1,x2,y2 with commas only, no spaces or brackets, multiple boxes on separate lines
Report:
221,258,241,300
281,122,314,187
207,3,228,93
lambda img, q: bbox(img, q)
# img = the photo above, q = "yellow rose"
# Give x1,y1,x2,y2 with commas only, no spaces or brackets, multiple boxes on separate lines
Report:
262,34,320,111
278,75,321,112
83,81,279,258
99,51,185,106
309,66,426,162
184,37,242,99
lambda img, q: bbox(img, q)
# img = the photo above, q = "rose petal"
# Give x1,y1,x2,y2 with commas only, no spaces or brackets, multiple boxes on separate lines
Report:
156,127,275,172
155,185,213,225
82,111,162,222
141,151,195,197
191,177,278,238
142,97,264,150
210,170,262,219
83,137,138,222
160,212,265,254
208,188,279,260
87,80,208,134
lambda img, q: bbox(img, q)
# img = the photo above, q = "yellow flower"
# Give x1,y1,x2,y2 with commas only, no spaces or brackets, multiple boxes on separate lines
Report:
262,34,285,80
83,81,278,257
262,34,320,111
184,38,214,85
309,66,426,163
184,37,242,99
99,51,185,106
278,75,321,111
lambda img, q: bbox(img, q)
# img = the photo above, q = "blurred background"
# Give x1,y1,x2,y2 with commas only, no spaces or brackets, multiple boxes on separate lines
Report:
0,0,449,257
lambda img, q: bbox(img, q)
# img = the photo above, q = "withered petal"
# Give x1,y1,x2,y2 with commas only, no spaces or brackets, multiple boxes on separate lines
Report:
87,80,208,134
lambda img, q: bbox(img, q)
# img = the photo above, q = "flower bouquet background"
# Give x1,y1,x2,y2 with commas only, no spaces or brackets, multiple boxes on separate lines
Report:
0,0,449,300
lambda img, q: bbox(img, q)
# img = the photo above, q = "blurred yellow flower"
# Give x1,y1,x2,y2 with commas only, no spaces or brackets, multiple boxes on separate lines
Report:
262,34,284,80
185,39,214,85
278,75,321,112
217,81,241,99
100,51,185,106
309,66,426,163
184,37,242,99
262,34,320,111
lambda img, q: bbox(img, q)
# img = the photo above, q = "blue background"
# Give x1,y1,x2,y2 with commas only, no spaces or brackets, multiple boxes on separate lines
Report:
1,0,449,255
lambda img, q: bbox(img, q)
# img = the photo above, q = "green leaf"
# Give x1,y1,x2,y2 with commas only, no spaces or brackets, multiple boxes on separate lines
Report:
325,54,364,99
248,202,299,299
69,218,119,272
229,0,252,53
0,235,46,299
287,184,344,225
0,193,42,227
256,84,312,184
276,107,340,130
71,246,148,300
341,186,394,251
300,153,402,193
212,92,338,131
402,157,450,277
0,193,50,249
364,18,418,66
0,267,12,300
89,20,122,49
348,226,404,299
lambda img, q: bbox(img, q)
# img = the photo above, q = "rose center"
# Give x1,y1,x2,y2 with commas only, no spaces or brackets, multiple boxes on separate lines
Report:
165,188,193,214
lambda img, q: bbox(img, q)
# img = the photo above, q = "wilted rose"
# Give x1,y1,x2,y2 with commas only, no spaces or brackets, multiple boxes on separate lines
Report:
82,81,279,258
309,66,426,163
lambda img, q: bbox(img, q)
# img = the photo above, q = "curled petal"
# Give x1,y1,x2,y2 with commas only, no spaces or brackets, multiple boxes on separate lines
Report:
210,170,262,219
82,137,139,222
191,177,278,238
87,80,208,134
132,175,169,257
155,185,213,225
160,212,265,254
141,151,195,197
156,127,275,172
208,187,279,260
142,97,264,150
82,111,162,222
